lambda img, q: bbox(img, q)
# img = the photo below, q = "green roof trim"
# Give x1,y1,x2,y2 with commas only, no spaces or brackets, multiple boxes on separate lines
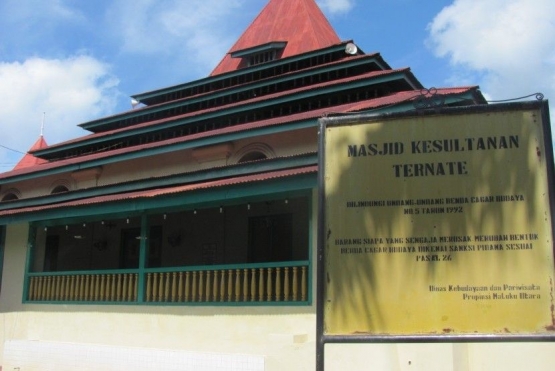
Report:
34,70,412,158
78,52,383,133
0,118,318,184
0,90,475,185
128,42,350,104
0,153,317,212
0,90,478,185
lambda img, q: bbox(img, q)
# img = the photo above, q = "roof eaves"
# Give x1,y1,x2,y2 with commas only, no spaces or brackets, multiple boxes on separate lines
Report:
0,165,318,223
402,68,424,90
33,67,407,157
0,152,318,213
0,87,478,183
129,41,351,105
77,50,378,134
0,117,320,184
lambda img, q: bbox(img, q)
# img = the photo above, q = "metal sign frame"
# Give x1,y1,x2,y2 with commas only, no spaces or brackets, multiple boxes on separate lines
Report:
316,101,555,370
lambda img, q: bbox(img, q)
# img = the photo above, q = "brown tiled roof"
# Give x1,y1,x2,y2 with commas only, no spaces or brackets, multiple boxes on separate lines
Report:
0,165,318,217
211,0,341,75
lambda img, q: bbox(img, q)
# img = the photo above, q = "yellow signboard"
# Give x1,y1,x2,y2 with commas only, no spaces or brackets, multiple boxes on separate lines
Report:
323,104,555,336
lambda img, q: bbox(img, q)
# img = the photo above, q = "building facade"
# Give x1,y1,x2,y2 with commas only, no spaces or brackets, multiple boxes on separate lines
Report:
1,0,551,370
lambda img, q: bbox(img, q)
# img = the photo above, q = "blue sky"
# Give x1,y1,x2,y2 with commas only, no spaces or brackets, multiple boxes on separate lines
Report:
0,0,553,170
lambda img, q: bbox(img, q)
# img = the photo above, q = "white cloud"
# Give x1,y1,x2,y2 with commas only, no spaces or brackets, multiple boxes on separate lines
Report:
0,56,120,169
317,0,355,15
427,0,555,104
108,0,245,73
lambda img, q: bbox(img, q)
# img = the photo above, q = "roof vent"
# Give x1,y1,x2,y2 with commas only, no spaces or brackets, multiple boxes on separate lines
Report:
231,41,287,67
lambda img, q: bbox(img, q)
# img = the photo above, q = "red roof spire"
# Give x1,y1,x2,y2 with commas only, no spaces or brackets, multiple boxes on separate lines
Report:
210,0,341,76
13,136,48,170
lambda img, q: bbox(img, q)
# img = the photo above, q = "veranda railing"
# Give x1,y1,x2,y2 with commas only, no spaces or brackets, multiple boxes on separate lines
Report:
26,260,309,305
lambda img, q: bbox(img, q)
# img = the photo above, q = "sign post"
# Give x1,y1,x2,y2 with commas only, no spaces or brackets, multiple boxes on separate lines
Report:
317,101,555,369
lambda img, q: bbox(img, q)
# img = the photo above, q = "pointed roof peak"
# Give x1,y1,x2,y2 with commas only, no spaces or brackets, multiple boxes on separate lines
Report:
13,136,48,170
210,0,341,76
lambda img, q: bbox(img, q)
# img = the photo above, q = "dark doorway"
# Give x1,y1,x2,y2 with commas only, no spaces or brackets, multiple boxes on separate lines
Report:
147,226,162,268
120,228,140,269
44,235,59,272
120,226,162,269
248,214,292,263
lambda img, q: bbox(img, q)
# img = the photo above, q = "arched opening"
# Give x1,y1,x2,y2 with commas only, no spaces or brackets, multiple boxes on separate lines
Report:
1,193,19,202
238,151,267,163
51,185,69,194
230,143,275,164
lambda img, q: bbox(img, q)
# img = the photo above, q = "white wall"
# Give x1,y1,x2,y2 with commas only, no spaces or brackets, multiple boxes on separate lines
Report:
4,340,265,371
324,342,555,371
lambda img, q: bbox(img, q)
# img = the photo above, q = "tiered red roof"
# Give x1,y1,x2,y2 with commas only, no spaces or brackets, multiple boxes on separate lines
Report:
0,87,481,181
211,0,341,75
